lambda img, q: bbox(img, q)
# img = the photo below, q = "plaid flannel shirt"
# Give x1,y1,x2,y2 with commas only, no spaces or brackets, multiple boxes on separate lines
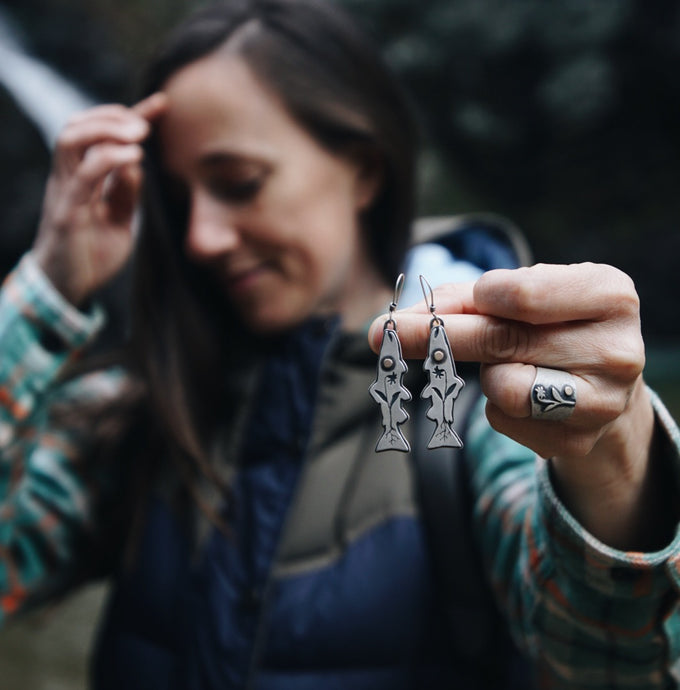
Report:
2,252,680,687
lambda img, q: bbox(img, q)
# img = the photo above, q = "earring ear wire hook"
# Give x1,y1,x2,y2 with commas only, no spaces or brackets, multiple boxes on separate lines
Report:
419,275,443,327
386,272,405,329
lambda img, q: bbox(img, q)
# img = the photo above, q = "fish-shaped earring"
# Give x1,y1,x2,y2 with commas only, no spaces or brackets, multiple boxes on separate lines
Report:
419,276,465,448
369,273,412,452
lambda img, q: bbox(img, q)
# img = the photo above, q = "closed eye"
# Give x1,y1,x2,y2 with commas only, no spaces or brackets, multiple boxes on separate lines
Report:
200,153,271,205
206,176,263,203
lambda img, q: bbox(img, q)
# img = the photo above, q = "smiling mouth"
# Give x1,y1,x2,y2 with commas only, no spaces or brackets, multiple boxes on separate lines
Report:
224,263,271,295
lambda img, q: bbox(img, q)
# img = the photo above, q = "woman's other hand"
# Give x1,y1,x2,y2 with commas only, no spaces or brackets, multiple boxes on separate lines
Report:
32,93,168,307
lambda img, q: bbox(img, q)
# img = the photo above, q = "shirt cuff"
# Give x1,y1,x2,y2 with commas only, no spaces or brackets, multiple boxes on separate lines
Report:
0,253,106,441
18,253,104,349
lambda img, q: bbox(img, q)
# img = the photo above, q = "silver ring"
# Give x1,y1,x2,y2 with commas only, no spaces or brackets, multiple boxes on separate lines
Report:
530,367,577,421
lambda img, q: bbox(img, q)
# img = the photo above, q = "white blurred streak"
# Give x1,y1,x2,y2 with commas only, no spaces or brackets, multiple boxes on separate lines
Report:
0,7,94,148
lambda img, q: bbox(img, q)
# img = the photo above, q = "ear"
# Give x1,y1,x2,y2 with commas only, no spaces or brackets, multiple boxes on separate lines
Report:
351,147,384,212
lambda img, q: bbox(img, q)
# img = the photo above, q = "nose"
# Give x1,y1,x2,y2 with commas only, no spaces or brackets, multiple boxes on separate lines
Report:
184,190,241,262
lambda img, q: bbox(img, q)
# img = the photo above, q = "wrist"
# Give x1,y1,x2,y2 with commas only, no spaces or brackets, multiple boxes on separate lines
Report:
550,377,662,549
31,243,91,308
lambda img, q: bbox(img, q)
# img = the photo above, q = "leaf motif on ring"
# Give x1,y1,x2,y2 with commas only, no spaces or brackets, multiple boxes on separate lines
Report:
532,383,576,414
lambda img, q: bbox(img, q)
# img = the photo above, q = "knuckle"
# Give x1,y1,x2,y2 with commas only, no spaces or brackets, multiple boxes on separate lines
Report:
612,289,640,320
77,147,103,174
589,392,624,426
483,318,531,362
55,126,79,150
481,363,529,415
612,347,645,382
577,382,633,432
598,264,641,316
504,266,543,310
595,337,646,382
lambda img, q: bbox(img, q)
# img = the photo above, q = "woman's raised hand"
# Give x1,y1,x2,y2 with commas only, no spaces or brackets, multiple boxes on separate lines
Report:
369,263,661,548
32,93,168,307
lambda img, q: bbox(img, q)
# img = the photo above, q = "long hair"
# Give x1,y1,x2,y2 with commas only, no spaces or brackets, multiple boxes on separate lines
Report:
128,0,419,493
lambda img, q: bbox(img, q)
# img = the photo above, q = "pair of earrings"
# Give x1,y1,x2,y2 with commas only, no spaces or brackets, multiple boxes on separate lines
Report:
369,274,465,453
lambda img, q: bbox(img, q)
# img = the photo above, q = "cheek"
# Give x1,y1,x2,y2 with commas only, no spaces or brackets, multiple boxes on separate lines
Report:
298,227,359,298
274,204,360,285
271,159,361,246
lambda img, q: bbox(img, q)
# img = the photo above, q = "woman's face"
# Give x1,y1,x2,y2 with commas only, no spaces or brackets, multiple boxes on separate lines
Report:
158,50,386,333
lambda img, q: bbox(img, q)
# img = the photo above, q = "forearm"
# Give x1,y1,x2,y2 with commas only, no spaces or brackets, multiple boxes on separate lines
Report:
468,396,680,687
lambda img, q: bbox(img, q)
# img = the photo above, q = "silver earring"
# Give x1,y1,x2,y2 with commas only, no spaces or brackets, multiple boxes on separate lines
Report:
419,276,465,449
369,273,411,452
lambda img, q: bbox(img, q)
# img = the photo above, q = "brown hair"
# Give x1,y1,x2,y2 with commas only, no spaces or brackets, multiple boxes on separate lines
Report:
125,0,418,517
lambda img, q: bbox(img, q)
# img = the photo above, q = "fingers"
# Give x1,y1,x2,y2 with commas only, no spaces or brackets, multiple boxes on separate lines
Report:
473,262,640,324
104,162,144,225
397,264,639,322
70,143,144,205
64,93,168,126
55,93,168,162
397,263,639,324
401,280,478,316
369,264,643,367
370,311,643,378
133,92,169,121
479,362,628,426
481,366,642,459
57,107,148,160
47,93,168,212
483,401,603,459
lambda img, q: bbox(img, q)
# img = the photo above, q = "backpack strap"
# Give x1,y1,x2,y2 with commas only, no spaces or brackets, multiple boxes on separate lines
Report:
414,375,535,688
413,376,497,660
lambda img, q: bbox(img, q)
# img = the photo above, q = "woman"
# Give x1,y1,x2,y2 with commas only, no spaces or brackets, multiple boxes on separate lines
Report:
1,0,679,687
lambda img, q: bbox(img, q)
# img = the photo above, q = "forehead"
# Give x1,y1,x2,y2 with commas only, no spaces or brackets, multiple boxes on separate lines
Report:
157,51,302,172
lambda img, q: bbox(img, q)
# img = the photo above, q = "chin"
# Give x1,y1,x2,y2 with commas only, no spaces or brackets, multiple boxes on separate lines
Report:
232,291,335,335
239,307,310,335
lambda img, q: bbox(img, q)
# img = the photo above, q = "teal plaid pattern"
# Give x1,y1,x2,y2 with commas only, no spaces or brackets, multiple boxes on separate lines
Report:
0,254,107,620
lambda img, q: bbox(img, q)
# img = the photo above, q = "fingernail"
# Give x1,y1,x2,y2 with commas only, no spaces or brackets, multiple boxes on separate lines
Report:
126,121,149,138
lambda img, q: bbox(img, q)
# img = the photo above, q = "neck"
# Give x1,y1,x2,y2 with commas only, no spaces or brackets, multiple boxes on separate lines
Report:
336,269,392,333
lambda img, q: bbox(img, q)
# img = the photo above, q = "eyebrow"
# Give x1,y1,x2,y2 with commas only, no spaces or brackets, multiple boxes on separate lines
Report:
198,151,271,171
